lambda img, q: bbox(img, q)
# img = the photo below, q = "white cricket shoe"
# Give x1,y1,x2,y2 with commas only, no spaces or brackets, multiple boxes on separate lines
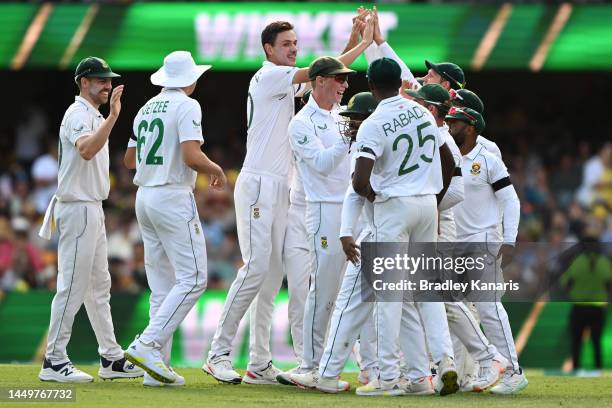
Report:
400,376,435,396
243,361,281,385
39,359,94,383
471,359,506,392
490,368,528,395
202,355,242,384
143,368,185,387
288,370,318,389
276,366,310,386
124,338,175,384
436,355,459,396
289,370,350,393
98,356,145,380
356,377,404,396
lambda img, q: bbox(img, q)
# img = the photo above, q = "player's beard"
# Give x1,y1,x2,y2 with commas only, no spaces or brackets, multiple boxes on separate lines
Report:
450,125,466,147
89,87,110,106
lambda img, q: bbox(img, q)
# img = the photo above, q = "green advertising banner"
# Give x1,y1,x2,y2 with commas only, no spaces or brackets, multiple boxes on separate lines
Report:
1,291,611,369
1,3,612,71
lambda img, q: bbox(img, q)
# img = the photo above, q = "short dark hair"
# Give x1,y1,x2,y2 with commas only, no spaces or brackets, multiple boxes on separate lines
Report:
368,78,402,95
261,21,294,56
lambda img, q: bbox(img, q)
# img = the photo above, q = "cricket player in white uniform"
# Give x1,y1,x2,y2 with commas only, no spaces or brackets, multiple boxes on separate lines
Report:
449,87,510,387
123,51,226,386
38,57,144,383
287,56,355,374
277,91,379,386
352,58,457,396
361,17,462,391
290,92,434,396
408,85,506,392
446,107,528,394
205,19,376,384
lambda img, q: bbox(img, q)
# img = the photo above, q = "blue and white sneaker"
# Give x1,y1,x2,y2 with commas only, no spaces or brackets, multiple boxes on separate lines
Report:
39,358,93,383
99,356,145,380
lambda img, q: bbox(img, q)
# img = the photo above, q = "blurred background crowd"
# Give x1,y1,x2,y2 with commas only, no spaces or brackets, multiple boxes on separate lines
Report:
0,91,610,294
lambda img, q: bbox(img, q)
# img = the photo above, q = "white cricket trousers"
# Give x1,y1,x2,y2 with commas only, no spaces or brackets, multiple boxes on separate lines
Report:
210,170,288,370
474,257,520,371
301,201,347,370
45,201,123,364
435,221,496,373
136,186,207,349
373,195,438,381
280,201,309,364
247,199,300,370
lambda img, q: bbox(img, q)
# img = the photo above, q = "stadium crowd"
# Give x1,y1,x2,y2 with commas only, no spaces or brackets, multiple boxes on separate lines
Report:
0,100,610,294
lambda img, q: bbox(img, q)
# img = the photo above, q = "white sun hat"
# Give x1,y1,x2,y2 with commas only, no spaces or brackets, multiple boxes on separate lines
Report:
150,51,211,88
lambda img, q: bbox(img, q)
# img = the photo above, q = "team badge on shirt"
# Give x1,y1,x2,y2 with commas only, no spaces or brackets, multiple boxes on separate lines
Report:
253,207,260,219
470,162,481,175
321,236,328,249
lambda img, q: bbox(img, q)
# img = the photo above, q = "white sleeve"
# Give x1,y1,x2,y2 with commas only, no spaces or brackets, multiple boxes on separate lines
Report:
489,156,520,244
289,119,349,174
438,170,464,211
378,42,418,85
177,100,204,144
495,185,520,245
364,43,382,65
66,109,94,145
340,184,366,238
355,120,383,161
261,65,300,96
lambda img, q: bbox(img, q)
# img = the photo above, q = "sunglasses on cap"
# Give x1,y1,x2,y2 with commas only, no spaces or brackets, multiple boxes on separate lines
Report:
447,107,478,124
449,89,463,101
441,73,465,90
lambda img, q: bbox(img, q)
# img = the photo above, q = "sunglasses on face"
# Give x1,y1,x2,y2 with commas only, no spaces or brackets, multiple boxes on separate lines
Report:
326,74,349,84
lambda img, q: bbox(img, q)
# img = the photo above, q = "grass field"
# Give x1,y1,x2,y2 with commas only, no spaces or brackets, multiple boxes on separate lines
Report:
1,365,611,408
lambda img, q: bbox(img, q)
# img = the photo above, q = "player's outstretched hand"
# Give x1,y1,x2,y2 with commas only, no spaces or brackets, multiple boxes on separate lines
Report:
372,6,385,45
362,13,375,45
109,85,124,118
341,236,360,265
209,165,227,190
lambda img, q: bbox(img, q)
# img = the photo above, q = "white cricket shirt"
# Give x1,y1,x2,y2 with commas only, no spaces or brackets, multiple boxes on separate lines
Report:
130,88,203,188
56,96,109,202
288,96,351,203
477,135,503,161
454,144,516,242
242,61,300,179
355,95,445,198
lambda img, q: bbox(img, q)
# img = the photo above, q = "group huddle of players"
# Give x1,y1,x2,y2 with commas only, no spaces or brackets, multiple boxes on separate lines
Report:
37,4,527,398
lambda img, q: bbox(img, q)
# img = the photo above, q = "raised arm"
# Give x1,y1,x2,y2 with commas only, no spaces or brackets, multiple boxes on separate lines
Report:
76,85,124,160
